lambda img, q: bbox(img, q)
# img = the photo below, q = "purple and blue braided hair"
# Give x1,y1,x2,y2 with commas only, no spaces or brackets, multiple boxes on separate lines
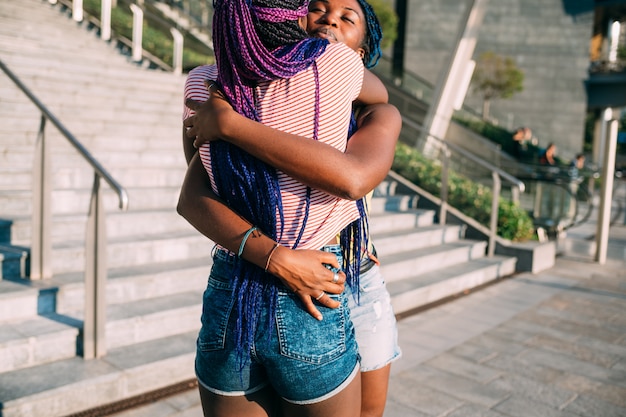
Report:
210,0,329,365
355,0,383,69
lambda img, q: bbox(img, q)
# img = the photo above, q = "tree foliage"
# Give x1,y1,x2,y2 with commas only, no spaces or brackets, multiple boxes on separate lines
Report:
471,51,524,119
368,0,398,49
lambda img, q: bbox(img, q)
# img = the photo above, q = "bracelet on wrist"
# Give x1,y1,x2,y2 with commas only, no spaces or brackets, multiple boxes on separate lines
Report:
238,226,258,257
264,243,280,272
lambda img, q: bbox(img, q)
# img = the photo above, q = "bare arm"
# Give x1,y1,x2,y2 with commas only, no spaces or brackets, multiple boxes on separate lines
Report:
355,69,388,106
185,94,401,200
182,125,197,164
177,154,346,320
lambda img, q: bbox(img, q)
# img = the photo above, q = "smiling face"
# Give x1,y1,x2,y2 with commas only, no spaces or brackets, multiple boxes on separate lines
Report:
307,0,367,58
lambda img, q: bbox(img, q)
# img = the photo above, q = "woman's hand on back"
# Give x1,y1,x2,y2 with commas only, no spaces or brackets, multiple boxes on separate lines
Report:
184,85,237,148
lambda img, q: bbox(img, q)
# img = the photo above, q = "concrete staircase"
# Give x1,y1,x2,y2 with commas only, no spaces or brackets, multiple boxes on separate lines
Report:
0,1,516,416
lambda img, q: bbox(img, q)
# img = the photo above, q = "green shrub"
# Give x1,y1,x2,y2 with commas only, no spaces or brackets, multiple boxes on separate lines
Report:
392,143,535,241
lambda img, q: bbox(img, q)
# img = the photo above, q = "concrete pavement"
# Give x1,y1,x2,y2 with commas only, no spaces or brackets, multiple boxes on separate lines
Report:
385,253,625,416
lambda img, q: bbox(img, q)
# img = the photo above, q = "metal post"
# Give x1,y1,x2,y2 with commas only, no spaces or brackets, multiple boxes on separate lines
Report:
439,148,450,225
533,182,543,218
489,172,501,257
130,3,144,63
595,108,618,264
101,0,112,41
420,0,489,146
73,0,83,22
83,174,108,359
170,28,184,75
511,185,519,205
30,115,52,280
392,0,408,82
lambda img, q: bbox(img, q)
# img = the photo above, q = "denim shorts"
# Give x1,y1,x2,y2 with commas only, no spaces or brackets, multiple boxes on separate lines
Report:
348,258,402,371
195,245,360,405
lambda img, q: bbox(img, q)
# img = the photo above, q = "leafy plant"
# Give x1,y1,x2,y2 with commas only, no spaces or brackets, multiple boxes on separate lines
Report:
392,143,535,241
471,51,524,119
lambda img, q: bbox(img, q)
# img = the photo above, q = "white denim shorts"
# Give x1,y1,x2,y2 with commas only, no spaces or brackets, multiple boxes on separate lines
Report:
347,259,402,372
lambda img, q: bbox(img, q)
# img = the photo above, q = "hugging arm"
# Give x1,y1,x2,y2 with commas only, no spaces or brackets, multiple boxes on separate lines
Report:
355,69,388,106
179,72,401,319
185,94,401,200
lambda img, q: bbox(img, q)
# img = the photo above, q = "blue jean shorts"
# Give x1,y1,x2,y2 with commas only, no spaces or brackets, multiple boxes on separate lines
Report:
195,245,360,404
348,258,402,371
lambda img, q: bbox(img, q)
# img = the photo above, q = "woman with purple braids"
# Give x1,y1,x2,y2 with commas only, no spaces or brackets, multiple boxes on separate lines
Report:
179,0,398,414
180,0,401,415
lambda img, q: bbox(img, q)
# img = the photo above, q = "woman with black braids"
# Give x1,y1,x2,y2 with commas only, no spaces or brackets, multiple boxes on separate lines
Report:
179,0,398,415
180,1,401,415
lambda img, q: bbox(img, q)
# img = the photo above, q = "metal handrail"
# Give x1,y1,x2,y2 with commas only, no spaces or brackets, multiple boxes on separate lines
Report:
1,59,128,359
400,116,526,256
403,117,526,193
54,0,181,72
0,61,129,208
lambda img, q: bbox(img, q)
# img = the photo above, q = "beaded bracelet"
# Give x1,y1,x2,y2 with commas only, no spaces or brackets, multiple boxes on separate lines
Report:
264,243,280,272
238,226,258,257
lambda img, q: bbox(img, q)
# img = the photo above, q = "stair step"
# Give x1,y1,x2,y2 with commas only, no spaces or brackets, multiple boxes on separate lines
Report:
1,189,186,246
0,281,39,323
372,224,462,255
0,332,197,417
389,256,518,314
0,245,29,280
32,257,212,315
379,240,488,283
368,195,418,215
368,208,436,234
0,219,12,244
50,231,213,275
0,316,79,373
1,208,197,245
60,291,203,350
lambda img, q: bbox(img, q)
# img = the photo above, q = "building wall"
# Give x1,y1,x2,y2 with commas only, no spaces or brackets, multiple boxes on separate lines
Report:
399,0,594,160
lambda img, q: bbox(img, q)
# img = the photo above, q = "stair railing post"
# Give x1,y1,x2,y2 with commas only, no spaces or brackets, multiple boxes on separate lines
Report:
489,172,501,257
202,1,210,27
73,0,84,22
30,115,52,280
511,185,520,205
101,0,112,41
83,173,108,359
170,28,184,75
439,146,450,225
130,3,144,63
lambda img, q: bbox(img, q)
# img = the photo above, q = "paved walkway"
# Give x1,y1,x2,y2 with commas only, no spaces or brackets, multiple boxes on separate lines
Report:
111,187,626,417
386,252,626,416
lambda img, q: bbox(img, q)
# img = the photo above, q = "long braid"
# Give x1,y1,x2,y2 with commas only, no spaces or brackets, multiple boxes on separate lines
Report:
210,0,328,365
355,0,383,69
340,0,384,297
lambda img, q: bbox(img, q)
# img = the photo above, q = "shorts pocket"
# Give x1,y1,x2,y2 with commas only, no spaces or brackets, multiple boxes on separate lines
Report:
197,261,235,352
275,291,350,364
